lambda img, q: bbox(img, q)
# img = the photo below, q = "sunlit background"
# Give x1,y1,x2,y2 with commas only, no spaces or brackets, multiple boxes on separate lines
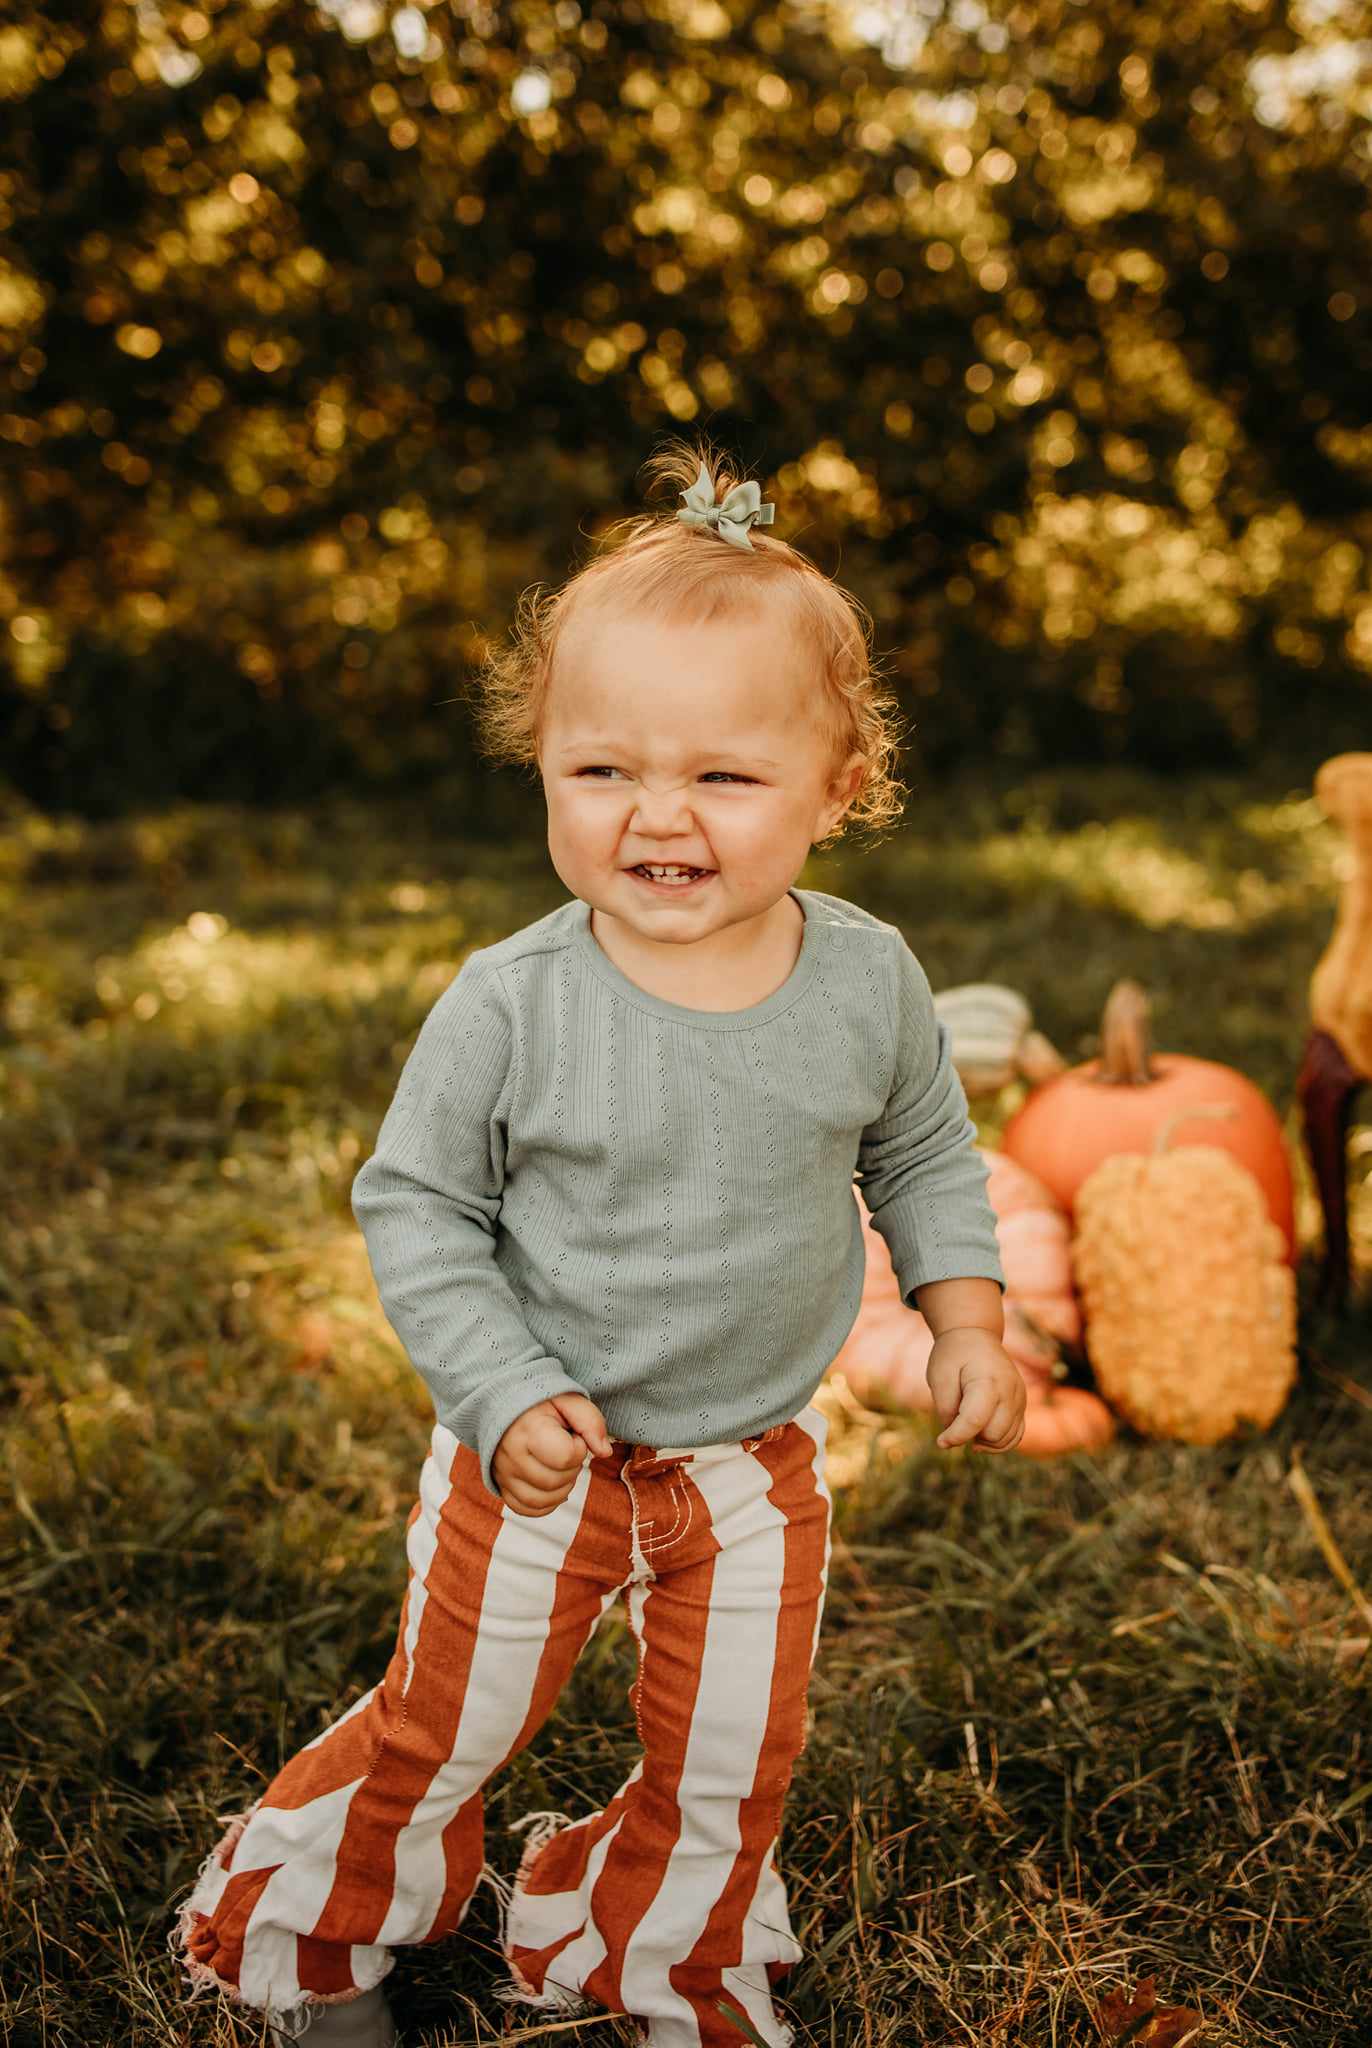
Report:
3,0,1371,816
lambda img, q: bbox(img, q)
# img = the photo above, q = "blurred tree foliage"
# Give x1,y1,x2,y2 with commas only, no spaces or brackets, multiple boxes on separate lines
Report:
1,0,1370,816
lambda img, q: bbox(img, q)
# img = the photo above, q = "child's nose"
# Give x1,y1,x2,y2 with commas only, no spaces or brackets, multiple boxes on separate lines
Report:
630,786,699,828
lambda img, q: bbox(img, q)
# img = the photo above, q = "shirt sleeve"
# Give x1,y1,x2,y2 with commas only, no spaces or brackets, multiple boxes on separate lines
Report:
350,949,591,1498
854,936,1006,1303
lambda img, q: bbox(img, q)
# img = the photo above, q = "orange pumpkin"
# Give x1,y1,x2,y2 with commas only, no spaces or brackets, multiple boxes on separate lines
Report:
827,1150,1117,1455
1017,1379,1118,1458
999,979,1296,1264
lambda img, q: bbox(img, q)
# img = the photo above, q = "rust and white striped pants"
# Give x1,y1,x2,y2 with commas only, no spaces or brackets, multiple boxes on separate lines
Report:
174,1402,832,2047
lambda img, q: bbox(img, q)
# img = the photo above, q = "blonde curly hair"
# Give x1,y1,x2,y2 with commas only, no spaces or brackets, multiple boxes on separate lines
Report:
461,431,909,849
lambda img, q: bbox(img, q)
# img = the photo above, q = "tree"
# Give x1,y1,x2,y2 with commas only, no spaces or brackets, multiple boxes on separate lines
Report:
2,0,1369,810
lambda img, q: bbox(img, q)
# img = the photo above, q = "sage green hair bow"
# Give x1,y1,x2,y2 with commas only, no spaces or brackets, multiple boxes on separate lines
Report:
676,460,776,550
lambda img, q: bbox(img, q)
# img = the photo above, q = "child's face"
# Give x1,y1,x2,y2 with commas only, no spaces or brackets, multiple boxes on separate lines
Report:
536,607,865,953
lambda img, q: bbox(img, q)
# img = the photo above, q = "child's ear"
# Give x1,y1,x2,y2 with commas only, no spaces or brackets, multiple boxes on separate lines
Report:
828,751,866,816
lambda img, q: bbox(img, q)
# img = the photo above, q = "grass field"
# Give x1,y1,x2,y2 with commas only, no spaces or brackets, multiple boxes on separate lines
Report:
2,761,1369,2047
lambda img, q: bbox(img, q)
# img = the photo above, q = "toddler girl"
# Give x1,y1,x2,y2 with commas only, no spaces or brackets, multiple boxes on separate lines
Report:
172,436,1025,2047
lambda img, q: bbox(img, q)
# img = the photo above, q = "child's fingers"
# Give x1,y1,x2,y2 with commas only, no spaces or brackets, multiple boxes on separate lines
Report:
501,1479,574,1518
924,1353,964,1428
935,1382,1000,1447
548,1392,614,1457
515,1439,584,1482
526,1420,592,1472
498,1443,582,1513
969,1410,1025,1453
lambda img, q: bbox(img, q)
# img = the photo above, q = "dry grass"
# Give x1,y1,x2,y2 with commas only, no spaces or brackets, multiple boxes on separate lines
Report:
1,761,1369,2046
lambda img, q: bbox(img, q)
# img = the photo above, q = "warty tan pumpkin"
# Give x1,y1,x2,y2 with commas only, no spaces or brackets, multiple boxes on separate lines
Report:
1070,1109,1298,1445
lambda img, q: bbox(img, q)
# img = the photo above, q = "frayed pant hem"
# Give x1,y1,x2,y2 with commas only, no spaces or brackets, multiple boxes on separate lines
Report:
167,1800,391,2032
486,1809,599,2020
172,1940,391,2036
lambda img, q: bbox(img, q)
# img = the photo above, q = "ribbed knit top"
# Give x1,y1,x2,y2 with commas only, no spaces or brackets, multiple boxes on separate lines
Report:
350,887,1005,1496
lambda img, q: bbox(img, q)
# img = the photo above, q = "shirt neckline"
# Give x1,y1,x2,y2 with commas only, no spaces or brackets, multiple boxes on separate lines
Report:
570,887,821,1029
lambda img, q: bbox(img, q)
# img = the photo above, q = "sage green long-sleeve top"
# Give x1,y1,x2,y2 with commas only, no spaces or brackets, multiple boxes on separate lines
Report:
350,887,1005,1497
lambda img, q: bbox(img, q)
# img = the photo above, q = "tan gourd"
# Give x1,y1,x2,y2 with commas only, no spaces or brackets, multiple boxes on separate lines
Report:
1070,1107,1297,1444
1295,751,1372,1310
1308,752,1372,1074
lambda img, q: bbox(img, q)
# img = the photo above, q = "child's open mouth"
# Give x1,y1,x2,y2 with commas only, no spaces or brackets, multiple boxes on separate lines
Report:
626,864,715,891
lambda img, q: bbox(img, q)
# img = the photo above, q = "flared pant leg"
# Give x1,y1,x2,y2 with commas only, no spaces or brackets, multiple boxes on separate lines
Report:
493,1403,833,2048
173,1419,629,2030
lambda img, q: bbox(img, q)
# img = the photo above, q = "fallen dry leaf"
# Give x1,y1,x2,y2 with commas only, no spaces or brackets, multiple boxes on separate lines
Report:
1093,1974,1204,2046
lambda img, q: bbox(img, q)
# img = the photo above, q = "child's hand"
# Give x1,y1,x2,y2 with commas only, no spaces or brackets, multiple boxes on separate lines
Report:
926,1329,1026,1454
492,1392,614,1516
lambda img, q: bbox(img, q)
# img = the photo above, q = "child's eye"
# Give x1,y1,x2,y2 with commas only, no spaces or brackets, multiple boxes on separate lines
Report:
575,767,755,784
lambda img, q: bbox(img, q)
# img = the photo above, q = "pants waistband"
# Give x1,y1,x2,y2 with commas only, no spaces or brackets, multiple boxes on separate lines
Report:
601,1421,790,1477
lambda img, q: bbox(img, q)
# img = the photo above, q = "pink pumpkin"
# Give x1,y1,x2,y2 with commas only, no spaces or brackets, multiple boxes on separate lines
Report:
826,1147,1117,1455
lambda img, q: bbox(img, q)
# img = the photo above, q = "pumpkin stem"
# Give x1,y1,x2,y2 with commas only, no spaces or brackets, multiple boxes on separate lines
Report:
1152,1103,1239,1154
1096,980,1154,1085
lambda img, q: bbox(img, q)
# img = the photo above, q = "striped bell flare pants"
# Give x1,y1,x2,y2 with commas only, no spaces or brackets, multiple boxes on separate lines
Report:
173,1403,833,2048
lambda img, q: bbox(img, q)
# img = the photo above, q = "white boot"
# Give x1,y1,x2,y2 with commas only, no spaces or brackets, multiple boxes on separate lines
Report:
268,1984,398,2047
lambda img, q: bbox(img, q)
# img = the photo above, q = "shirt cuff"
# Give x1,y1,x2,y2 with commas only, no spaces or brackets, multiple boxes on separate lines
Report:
877,1212,1006,1307
901,1256,1007,1307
